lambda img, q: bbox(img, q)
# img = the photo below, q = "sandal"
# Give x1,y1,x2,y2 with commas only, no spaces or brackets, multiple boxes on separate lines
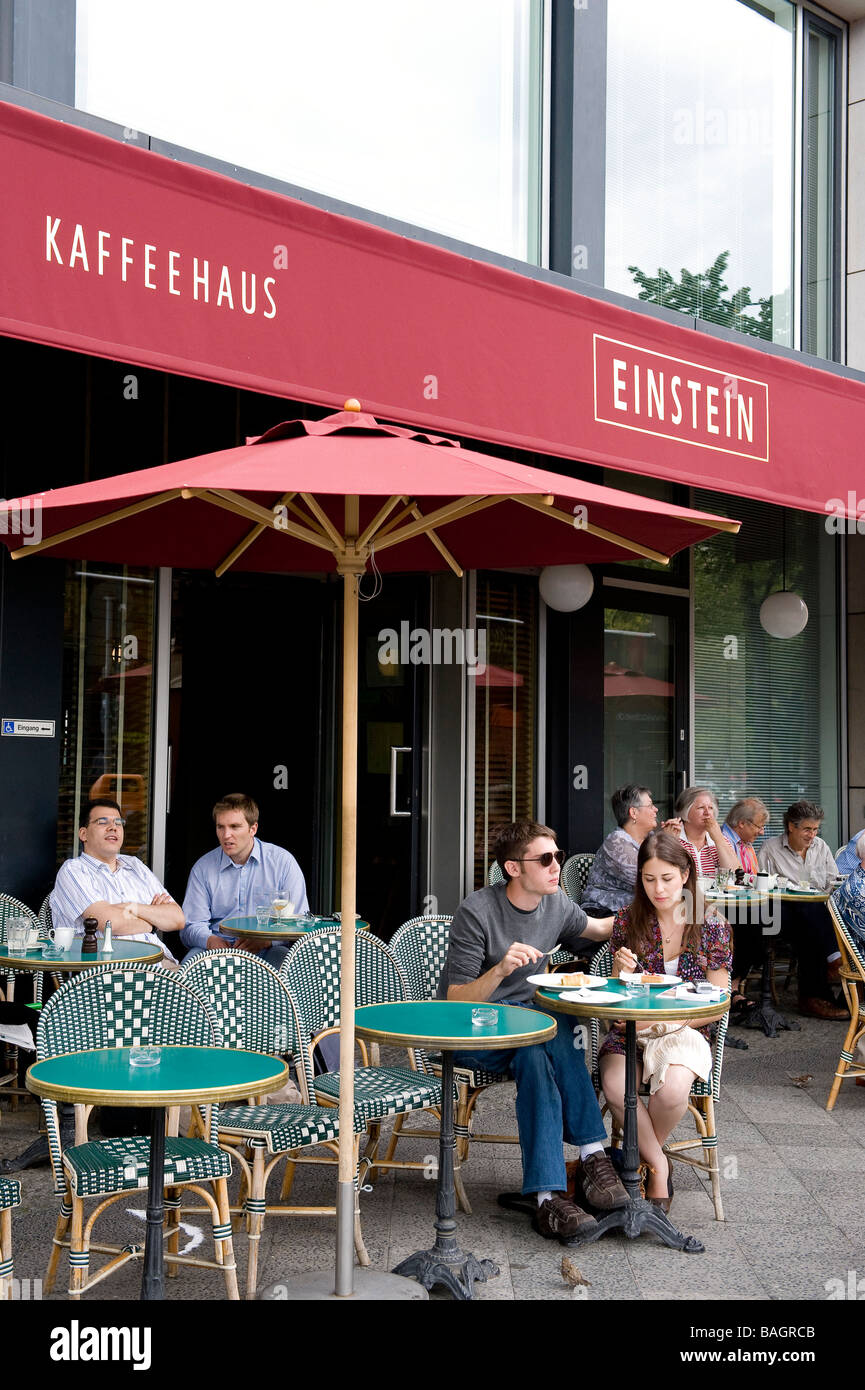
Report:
730,991,755,1017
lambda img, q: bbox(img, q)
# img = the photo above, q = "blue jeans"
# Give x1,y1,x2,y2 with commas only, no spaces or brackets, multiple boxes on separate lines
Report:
454,1002,607,1195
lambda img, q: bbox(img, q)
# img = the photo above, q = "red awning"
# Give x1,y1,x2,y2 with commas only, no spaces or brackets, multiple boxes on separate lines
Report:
0,100,860,517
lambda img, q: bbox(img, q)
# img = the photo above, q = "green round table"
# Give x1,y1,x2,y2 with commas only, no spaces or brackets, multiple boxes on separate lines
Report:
26,1045,289,1301
218,915,369,941
354,1000,556,1299
535,978,729,1254
0,939,163,971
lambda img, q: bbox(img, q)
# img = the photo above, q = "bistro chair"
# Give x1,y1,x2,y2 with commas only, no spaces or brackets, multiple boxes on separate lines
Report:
179,948,354,1297
37,965,239,1299
825,898,865,1109
561,852,595,903
385,914,515,1215
278,927,445,1195
488,860,505,886
589,943,729,1221
0,894,44,1109
0,1175,21,1300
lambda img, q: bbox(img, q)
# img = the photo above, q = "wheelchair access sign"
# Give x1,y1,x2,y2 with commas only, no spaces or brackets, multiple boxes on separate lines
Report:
2,717,55,737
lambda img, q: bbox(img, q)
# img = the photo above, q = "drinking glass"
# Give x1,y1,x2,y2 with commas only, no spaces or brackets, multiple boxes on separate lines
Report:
6,918,29,953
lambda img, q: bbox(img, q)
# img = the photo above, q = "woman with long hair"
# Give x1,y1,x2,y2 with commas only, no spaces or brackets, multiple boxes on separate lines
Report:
598,831,731,1208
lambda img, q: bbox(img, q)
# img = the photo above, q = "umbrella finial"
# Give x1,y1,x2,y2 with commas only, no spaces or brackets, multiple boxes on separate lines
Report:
343,398,362,412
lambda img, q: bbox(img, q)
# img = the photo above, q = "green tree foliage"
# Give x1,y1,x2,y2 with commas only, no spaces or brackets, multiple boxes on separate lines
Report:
627,251,772,341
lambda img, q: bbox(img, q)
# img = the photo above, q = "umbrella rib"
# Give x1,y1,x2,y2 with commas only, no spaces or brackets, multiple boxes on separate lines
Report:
357,495,403,549
513,494,671,564
214,491,300,579
189,488,336,552
406,503,463,577
371,497,419,540
374,495,504,552
9,489,184,559
299,494,344,548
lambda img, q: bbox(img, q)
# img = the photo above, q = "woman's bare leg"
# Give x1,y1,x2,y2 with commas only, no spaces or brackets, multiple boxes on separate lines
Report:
600,1053,669,1197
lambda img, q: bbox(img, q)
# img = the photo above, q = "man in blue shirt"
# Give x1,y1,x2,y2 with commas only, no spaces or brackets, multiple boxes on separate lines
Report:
180,793,308,967
836,828,865,877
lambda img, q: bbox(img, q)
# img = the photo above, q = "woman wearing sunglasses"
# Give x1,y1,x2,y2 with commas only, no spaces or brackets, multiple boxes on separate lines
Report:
599,831,731,1209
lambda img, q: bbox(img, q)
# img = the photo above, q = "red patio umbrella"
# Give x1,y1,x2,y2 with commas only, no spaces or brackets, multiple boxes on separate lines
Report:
1,401,739,1297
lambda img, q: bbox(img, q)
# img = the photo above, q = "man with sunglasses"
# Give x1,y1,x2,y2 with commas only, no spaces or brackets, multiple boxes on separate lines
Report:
50,798,183,961
439,820,626,1241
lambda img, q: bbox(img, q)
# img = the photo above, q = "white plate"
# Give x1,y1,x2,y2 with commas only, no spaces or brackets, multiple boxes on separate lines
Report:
620,971,681,987
529,973,609,990
561,989,624,1005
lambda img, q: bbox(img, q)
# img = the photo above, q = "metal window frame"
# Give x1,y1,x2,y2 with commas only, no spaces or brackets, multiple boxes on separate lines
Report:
800,4,846,361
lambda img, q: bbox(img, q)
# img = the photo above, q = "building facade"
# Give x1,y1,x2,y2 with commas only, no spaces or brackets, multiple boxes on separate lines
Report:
0,0,862,935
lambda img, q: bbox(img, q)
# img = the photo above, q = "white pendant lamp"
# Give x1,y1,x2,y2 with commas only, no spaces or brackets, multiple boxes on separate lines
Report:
538,564,595,612
759,514,808,639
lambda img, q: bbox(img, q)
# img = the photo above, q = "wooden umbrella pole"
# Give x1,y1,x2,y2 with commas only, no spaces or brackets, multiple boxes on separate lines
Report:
335,516,364,1297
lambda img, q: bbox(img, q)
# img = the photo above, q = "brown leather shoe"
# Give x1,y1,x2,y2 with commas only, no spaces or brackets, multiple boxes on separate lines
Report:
532,1194,597,1242
580,1151,630,1210
799,997,849,1021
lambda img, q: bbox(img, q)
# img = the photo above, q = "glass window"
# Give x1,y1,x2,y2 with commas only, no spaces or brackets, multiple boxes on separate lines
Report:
75,0,544,263
605,0,795,346
693,496,839,847
604,608,677,833
473,574,538,887
57,562,157,864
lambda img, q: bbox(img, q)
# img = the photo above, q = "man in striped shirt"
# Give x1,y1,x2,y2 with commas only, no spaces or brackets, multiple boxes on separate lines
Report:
50,798,183,961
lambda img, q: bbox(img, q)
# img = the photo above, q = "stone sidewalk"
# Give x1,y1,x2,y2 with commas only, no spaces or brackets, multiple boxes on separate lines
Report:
2,993,863,1302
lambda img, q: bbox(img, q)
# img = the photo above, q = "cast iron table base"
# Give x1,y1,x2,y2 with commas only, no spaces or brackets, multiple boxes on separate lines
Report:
569,1020,704,1254
392,1051,499,1298
142,1107,166,1300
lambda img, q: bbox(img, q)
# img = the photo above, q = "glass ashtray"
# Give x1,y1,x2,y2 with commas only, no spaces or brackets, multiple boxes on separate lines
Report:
41,944,64,960
471,1007,498,1028
128,1045,162,1068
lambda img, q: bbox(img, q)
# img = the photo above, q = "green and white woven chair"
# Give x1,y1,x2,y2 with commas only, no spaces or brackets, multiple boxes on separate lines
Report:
279,927,446,1192
385,914,515,1214
180,947,359,1296
825,897,865,1110
0,893,44,1108
488,860,505,886
0,1176,21,1300
37,965,240,1299
561,852,595,903
589,943,729,1221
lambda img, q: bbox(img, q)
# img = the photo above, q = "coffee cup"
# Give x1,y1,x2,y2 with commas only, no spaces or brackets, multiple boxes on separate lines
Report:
51,926,75,952
755,872,776,891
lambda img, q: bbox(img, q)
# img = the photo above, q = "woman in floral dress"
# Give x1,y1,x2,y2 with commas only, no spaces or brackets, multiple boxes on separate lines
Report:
599,830,732,1208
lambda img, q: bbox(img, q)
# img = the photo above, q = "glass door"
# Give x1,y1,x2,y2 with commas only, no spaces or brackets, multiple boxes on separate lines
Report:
603,593,688,833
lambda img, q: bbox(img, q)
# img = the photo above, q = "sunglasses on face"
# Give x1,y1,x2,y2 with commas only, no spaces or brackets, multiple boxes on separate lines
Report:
515,850,566,868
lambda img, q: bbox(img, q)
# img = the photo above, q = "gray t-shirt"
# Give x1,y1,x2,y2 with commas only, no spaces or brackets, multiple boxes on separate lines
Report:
438,882,589,1004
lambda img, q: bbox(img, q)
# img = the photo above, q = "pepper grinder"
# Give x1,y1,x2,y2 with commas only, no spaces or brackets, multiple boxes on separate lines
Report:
81,916,99,955
102,918,114,953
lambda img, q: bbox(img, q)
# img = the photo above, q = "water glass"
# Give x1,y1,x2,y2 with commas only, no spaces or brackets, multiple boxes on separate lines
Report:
255,904,271,932
6,917,29,953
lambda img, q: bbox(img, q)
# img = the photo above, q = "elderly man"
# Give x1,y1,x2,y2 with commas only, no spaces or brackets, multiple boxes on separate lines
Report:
836,827,865,877
180,793,308,967
439,820,627,1241
722,797,769,876
759,801,845,1020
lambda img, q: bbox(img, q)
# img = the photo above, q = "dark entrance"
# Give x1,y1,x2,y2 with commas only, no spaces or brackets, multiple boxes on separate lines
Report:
164,570,331,907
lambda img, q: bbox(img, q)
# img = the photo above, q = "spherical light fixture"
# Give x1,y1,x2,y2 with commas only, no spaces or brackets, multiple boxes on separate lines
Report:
759,590,809,639
538,564,595,612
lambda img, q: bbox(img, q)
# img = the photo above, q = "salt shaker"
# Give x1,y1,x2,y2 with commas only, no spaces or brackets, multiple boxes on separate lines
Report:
102,918,114,953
